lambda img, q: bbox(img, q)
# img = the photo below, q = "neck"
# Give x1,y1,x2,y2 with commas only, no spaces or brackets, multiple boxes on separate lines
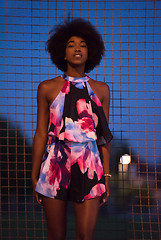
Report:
65,64,85,77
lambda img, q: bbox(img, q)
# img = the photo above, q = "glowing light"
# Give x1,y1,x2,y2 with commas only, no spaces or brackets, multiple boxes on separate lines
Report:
120,154,131,165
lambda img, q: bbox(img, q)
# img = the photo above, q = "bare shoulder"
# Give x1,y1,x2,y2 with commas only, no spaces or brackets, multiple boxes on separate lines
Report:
38,76,62,92
37,76,64,105
88,78,110,102
37,76,63,96
89,78,110,92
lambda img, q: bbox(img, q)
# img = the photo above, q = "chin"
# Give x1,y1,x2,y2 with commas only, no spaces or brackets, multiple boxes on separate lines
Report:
68,61,86,68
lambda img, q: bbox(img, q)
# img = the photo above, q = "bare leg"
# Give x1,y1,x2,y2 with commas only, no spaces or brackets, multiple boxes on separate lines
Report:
73,197,100,240
43,197,68,240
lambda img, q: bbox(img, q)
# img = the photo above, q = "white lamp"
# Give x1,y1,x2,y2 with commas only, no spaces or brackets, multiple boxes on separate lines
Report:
119,154,131,179
120,154,131,165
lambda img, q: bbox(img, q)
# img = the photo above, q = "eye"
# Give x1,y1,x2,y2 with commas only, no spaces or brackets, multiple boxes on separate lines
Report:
80,45,87,48
67,44,74,48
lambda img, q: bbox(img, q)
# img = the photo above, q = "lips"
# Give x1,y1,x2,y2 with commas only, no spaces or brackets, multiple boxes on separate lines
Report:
74,53,82,58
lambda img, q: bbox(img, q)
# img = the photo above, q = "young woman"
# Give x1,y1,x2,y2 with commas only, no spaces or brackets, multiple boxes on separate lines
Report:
32,18,113,240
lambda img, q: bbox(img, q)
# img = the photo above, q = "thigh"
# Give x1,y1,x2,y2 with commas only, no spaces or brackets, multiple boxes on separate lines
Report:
43,197,68,240
73,197,100,240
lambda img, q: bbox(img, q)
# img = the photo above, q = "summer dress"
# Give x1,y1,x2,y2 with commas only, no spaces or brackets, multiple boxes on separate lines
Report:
35,74,113,202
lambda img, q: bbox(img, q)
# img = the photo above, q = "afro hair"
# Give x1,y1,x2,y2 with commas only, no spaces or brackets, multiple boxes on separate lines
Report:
46,18,105,73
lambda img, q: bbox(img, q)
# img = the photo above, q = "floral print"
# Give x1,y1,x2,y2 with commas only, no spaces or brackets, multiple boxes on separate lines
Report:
84,184,106,201
59,117,97,143
35,74,112,202
35,140,105,201
48,76,99,143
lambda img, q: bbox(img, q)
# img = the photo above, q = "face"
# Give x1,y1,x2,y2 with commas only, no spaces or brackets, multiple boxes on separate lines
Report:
64,36,88,67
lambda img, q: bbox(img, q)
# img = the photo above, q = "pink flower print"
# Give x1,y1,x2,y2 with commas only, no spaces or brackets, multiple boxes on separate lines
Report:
60,168,71,189
73,146,89,174
61,81,70,94
64,117,97,142
73,142,104,181
46,157,62,196
48,120,64,141
84,153,103,181
54,119,64,137
92,113,98,127
78,117,94,132
91,93,102,107
49,111,56,126
47,132,56,145
76,99,97,131
50,105,63,126
95,160,104,181
84,184,106,200
64,117,84,142
47,157,62,189
76,99,93,118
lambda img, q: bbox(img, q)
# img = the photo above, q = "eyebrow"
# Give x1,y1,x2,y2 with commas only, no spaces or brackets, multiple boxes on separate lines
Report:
67,40,86,44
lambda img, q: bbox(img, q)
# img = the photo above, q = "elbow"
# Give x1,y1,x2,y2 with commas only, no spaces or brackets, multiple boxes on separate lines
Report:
34,128,48,141
99,141,111,153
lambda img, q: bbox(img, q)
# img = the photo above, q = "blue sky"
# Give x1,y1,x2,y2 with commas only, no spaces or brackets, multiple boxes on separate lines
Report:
0,0,161,163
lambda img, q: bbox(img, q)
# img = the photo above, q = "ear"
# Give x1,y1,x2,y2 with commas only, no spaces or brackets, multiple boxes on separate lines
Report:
64,56,67,60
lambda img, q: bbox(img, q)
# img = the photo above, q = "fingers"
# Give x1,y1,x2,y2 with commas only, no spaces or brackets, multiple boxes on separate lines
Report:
35,192,43,205
32,180,43,205
99,192,109,207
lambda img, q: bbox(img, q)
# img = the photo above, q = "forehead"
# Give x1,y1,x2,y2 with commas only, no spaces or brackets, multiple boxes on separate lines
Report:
67,36,86,43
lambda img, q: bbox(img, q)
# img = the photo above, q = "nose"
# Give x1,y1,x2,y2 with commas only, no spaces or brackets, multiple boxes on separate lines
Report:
75,48,81,52
75,45,81,52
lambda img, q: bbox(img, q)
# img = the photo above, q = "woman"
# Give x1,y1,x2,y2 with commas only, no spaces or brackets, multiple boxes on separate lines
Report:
32,18,113,240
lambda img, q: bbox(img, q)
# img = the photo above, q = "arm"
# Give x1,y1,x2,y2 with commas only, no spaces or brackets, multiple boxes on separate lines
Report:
31,81,49,202
98,83,111,205
98,142,111,206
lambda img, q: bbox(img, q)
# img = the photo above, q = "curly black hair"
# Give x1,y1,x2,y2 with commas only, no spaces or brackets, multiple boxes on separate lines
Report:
46,18,105,73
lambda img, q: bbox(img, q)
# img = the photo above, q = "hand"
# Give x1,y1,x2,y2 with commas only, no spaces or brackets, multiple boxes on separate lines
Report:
100,190,109,207
35,192,43,205
32,178,43,205
100,177,110,206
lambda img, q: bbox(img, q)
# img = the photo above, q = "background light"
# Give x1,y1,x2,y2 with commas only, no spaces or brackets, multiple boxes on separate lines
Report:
120,154,131,165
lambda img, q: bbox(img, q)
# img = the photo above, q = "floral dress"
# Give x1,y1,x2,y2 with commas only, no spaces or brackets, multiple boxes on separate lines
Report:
35,74,113,202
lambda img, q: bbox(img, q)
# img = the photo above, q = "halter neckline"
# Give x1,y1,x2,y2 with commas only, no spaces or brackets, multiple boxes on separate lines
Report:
62,74,90,83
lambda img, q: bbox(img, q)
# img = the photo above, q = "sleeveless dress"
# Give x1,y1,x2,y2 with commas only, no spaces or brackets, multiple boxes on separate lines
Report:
35,74,113,202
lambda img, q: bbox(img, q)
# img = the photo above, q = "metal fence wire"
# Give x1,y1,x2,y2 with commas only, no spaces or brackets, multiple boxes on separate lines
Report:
0,0,161,239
